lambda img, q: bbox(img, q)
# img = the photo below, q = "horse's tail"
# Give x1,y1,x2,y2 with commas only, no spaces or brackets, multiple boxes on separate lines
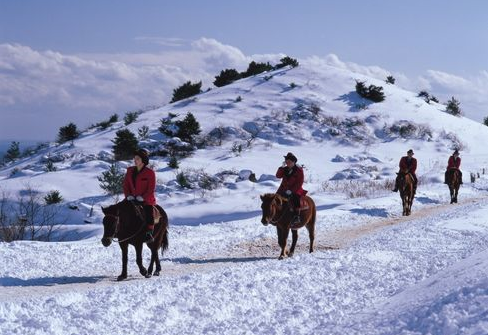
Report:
161,228,169,256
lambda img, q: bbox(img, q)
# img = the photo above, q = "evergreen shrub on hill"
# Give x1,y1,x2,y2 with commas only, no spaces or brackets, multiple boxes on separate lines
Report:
241,61,273,78
355,80,385,102
170,81,202,103
4,141,20,162
275,56,299,69
483,116,488,127
98,163,125,195
44,190,63,205
446,97,462,116
57,123,80,144
385,76,395,84
112,129,138,161
214,69,241,87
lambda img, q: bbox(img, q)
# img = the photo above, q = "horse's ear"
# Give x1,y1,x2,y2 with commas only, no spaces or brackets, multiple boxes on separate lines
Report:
260,194,264,201
101,206,106,214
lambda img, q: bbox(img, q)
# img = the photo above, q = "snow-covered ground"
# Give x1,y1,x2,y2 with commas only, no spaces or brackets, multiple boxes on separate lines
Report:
2,60,488,334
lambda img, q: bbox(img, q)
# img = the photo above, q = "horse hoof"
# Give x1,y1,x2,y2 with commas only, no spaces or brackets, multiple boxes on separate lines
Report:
145,273,152,278
117,275,127,281
288,252,294,258
153,271,160,276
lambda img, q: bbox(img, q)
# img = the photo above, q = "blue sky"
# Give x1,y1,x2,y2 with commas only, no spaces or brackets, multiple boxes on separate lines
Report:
1,0,488,143
2,0,487,75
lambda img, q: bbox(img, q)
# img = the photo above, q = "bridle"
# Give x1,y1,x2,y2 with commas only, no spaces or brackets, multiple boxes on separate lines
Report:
267,196,289,225
103,205,145,243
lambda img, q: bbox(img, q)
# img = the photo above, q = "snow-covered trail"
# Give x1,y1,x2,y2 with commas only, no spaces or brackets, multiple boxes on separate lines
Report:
2,193,488,335
2,194,486,304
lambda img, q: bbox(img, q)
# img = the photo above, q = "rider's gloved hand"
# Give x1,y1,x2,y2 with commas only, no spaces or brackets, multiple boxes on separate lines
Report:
127,195,135,201
136,195,144,202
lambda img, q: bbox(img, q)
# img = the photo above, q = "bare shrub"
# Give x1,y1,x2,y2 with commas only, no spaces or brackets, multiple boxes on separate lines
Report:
0,186,66,241
321,179,395,199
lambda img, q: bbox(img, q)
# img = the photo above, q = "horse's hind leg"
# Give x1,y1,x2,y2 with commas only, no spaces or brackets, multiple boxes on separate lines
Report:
306,223,315,253
288,230,298,257
148,248,161,276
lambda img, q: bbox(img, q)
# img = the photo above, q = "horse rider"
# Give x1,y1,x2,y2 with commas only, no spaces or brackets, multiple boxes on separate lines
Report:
276,152,307,229
445,149,463,185
123,148,157,243
392,149,418,193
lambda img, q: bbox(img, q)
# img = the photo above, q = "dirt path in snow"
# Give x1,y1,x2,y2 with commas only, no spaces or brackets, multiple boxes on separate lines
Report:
2,195,487,301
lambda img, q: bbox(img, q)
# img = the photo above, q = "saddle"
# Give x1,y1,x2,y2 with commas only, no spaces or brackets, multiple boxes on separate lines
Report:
298,197,309,211
132,203,162,225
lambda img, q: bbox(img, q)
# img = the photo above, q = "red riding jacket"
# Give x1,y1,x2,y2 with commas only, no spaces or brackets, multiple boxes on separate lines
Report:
123,166,156,205
447,156,461,170
399,156,417,174
276,165,307,196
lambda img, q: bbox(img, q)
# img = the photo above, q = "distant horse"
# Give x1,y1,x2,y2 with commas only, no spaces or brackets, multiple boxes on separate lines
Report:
101,199,169,281
260,193,316,259
398,172,415,216
447,169,461,204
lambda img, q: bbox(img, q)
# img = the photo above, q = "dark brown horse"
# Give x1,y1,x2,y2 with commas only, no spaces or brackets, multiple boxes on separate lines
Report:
260,193,316,259
447,169,461,204
398,172,415,216
101,199,169,281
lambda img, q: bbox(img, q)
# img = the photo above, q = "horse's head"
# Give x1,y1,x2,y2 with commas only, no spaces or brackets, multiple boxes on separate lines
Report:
260,193,285,225
101,203,119,247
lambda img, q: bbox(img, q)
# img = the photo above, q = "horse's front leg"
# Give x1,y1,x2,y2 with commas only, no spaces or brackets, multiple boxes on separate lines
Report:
288,230,298,257
277,226,290,260
117,242,129,281
134,243,149,278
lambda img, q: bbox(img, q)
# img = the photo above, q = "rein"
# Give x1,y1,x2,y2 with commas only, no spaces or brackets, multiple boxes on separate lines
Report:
104,208,145,244
269,198,291,224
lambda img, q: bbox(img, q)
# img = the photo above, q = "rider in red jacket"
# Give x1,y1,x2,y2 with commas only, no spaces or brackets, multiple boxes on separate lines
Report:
393,149,418,193
276,152,307,228
123,148,156,243
444,149,463,184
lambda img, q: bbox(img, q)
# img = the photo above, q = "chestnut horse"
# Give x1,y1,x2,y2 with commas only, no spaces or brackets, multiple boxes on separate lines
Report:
260,193,316,259
101,199,169,281
447,169,461,204
398,172,415,216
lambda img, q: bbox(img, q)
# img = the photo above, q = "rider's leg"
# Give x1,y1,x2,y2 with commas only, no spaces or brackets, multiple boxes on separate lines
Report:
143,205,155,243
290,194,301,227
392,174,400,192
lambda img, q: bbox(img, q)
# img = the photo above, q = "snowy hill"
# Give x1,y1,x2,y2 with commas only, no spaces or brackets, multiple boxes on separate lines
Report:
2,60,488,334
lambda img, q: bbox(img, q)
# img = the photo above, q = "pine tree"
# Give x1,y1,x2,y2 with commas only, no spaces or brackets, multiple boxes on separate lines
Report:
175,112,201,144
98,163,125,195
4,141,20,162
241,61,273,78
385,76,396,84
484,116,488,127
57,123,80,144
112,129,138,161
446,97,462,116
213,69,241,87
170,81,202,103
276,56,299,69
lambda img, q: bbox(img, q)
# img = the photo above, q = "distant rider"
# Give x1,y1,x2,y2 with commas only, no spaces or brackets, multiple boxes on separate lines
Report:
276,152,307,229
393,149,418,193
123,148,156,244
445,149,463,184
